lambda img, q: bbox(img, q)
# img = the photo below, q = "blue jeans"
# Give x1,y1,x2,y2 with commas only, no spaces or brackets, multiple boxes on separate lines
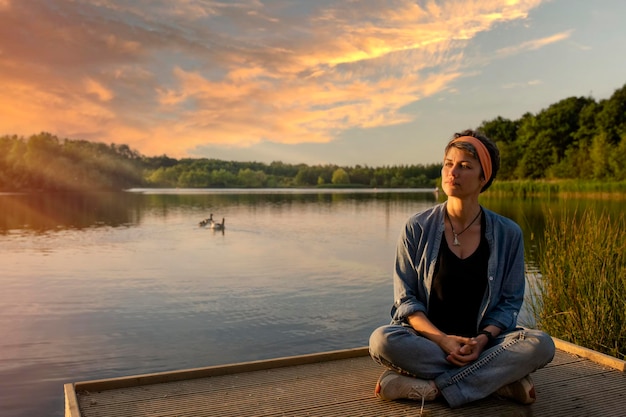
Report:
369,325,555,408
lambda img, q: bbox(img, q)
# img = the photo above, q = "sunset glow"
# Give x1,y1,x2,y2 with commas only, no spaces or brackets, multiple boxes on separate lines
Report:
1,0,625,165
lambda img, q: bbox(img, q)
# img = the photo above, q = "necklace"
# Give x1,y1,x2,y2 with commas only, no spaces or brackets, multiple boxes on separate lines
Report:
445,208,482,246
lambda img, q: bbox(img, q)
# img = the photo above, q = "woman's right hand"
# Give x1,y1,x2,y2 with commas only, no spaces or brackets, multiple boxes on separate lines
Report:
440,335,480,366
407,312,480,366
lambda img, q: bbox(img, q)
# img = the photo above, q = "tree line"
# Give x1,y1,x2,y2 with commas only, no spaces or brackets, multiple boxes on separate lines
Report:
477,83,626,180
1,82,625,191
145,158,441,189
0,134,144,191
0,133,441,191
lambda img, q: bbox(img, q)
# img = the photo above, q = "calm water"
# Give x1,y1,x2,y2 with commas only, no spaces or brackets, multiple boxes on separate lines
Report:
0,189,620,416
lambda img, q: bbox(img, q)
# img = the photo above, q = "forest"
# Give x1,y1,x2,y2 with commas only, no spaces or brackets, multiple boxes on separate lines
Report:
1,82,625,191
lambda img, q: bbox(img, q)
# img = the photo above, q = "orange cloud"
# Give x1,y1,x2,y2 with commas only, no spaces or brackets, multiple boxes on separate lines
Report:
0,0,547,158
84,78,114,102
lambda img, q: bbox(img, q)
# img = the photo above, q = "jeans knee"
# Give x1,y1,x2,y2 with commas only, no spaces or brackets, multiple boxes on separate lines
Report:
527,330,556,365
368,325,388,358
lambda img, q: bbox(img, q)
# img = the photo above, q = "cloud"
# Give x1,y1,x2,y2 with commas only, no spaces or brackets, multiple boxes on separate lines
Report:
496,30,574,57
0,0,546,158
501,79,543,89
84,78,114,102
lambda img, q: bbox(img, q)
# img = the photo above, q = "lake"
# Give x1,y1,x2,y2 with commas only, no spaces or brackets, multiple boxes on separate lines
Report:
0,189,620,417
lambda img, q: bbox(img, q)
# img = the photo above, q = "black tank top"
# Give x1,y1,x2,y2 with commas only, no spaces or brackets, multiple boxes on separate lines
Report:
428,217,489,337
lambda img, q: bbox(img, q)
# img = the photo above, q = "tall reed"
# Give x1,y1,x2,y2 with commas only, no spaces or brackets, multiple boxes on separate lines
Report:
528,208,626,360
489,180,626,197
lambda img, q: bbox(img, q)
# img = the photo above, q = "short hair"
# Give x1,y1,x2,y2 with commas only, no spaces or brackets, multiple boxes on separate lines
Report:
445,129,500,192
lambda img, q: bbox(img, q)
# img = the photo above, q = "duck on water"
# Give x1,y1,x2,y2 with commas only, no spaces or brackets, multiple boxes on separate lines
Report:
210,218,225,230
199,214,225,230
198,214,213,227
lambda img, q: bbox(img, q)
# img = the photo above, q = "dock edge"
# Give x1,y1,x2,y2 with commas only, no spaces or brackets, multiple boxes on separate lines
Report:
552,337,625,372
64,338,625,417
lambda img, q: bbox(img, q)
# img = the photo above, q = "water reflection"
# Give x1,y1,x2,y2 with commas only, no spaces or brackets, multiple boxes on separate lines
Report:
0,192,142,233
2,189,621,264
0,189,440,233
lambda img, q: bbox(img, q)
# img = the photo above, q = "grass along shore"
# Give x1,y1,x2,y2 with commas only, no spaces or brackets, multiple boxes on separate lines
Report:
529,208,626,360
488,179,626,198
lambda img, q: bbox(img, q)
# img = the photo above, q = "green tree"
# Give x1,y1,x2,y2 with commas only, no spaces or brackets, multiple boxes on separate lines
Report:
331,168,350,184
590,133,613,179
479,116,520,144
596,84,626,144
211,169,237,187
147,166,180,187
608,137,626,180
348,165,372,186
536,96,591,162
179,169,212,187
572,100,601,148
238,168,267,187
515,131,554,179
294,166,320,186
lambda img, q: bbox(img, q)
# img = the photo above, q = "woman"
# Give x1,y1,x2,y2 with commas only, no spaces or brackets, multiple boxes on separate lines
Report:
368,130,555,409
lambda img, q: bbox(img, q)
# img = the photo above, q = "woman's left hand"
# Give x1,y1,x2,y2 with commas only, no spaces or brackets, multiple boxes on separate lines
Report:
446,336,488,366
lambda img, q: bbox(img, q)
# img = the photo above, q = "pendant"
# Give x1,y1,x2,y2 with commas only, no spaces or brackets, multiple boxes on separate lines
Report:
453,234,460,246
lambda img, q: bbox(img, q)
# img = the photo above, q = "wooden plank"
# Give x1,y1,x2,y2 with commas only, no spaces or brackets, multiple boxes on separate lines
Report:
553,338,626,372
63,383,81,417
73,346,369,393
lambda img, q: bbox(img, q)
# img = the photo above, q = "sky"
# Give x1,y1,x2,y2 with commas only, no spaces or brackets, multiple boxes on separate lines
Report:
1,0,625,167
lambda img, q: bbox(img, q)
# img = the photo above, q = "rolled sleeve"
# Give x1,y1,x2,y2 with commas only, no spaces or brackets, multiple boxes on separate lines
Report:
480,215,526,332
391,296,426,323
389,216,431,324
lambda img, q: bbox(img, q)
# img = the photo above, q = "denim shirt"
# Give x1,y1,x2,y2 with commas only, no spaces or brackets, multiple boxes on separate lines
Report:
390,202,525,333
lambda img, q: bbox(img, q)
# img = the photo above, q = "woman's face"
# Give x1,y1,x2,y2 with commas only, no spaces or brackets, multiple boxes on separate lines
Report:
441,146,485,198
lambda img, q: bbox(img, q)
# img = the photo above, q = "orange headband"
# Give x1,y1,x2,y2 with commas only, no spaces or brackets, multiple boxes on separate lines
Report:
451,136,492,182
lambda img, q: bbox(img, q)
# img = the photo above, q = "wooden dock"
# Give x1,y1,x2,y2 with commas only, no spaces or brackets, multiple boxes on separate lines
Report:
64,338,626,417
